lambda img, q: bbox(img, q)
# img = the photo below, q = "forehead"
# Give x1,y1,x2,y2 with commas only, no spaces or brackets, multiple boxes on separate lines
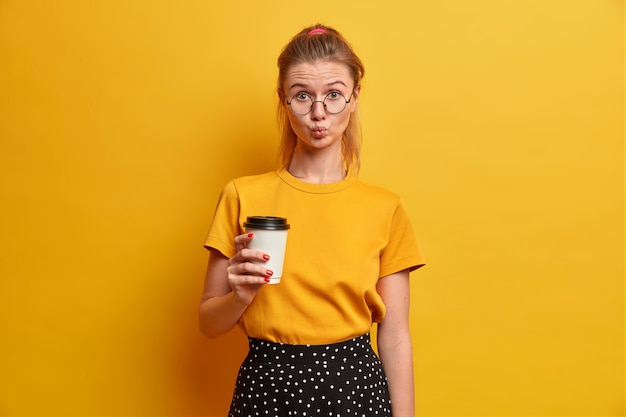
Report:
284,61,353,90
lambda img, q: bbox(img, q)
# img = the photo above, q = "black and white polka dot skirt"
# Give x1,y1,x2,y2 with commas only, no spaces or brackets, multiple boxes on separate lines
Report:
228,333,391,417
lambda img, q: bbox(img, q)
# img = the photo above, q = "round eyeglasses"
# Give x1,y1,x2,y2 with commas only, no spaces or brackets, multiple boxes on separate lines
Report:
286,91,353,115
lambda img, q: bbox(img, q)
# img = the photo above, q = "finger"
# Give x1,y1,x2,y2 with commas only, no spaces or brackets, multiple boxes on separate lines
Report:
228,261,273,278
228,269,274,290
241,248,270,262
230,274,272,287
229,248,270,267
234,232,254,253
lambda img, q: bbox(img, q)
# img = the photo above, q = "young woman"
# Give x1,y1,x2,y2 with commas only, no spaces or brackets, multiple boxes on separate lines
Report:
199,24,425,417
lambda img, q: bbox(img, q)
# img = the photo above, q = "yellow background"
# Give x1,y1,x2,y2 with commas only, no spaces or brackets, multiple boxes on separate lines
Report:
0,0,623,416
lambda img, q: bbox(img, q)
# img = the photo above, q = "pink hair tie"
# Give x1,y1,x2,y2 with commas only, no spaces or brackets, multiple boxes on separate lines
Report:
308,28,326,35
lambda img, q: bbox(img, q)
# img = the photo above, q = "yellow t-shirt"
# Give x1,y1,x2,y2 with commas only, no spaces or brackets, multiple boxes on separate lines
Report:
205,168,425,344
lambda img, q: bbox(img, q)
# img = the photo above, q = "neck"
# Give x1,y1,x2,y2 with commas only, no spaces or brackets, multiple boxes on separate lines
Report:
288,146,345,184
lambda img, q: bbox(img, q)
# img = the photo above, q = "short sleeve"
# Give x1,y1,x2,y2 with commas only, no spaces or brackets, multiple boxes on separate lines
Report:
379,199,425,277
204,180,241,258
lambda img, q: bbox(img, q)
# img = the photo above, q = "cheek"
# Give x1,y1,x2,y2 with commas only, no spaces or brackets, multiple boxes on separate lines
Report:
338,113,352,130
287,113,306,133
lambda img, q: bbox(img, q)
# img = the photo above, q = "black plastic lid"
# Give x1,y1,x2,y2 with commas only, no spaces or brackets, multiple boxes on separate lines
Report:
243,216,290,230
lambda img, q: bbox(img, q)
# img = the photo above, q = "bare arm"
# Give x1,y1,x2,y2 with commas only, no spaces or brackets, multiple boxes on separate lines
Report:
376,269,415,417
198,233,273,338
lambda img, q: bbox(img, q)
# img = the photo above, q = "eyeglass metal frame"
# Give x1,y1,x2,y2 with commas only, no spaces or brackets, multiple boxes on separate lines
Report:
286,90,354,115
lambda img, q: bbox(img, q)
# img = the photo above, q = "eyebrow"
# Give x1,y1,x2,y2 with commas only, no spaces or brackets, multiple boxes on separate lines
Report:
288,80,348,90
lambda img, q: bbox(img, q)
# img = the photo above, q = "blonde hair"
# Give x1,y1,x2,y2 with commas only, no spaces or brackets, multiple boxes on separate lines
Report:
276,24,365,177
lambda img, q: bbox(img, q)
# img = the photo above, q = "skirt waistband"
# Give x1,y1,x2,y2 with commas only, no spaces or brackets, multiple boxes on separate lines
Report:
248,333,372,364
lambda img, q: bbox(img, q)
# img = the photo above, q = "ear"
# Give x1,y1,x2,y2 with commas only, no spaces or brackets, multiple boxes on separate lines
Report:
277,91,284,100
348,85,361,113
352,85,361,103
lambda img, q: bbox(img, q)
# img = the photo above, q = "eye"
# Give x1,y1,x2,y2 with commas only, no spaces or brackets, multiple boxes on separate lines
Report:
326,91,342,100
294,92,311,101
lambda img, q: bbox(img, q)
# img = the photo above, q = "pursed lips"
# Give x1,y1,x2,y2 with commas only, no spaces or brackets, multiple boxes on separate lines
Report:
311,126,327,138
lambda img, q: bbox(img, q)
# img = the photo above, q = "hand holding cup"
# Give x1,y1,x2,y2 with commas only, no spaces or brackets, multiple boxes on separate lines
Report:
244,216,290,284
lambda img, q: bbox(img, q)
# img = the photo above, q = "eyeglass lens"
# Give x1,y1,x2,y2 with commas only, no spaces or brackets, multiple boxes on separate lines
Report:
288,92,349,115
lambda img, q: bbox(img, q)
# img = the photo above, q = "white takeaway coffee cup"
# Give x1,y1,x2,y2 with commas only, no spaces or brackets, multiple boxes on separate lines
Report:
244,216,290,284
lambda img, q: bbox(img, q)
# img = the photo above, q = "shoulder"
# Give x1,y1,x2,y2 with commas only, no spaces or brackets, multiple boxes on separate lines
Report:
216,172,278,201
232,171,279,187
221,171,280,193
352,179,402,204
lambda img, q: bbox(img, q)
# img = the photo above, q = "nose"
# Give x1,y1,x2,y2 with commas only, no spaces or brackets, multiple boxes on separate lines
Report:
310,100,326,120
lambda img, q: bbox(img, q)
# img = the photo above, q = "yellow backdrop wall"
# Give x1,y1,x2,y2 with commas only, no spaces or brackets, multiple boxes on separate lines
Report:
0,1,623,416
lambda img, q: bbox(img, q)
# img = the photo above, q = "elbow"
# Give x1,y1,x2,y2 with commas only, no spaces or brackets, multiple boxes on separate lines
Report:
198,304,218,339
198,315,224,339
198,310,221,339
198,307,230,339
197,293,240,339
199,324,220,339
377,321,412,353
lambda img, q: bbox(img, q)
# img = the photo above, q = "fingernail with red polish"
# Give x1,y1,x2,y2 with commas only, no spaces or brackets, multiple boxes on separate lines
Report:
262,254,270,261
264,277,271,283
266,270,273,276
247,233,254,238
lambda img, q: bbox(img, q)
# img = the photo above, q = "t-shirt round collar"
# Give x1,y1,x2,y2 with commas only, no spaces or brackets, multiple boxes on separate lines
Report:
277,167,356,194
